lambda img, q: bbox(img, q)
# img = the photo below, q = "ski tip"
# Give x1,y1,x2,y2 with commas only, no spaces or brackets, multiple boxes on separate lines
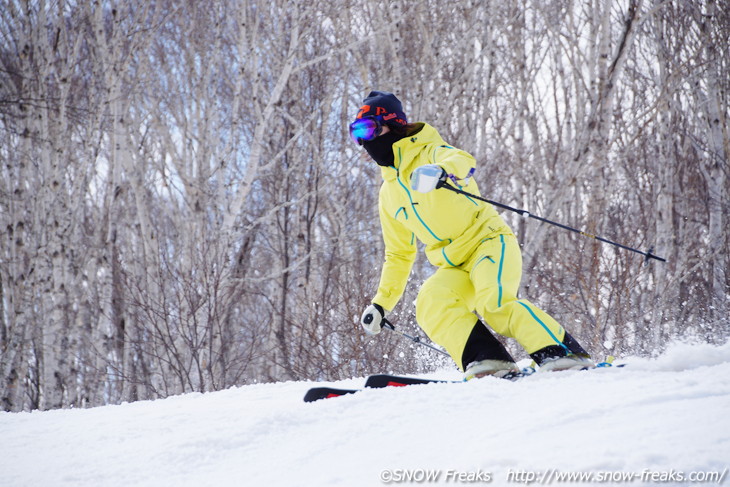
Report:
303,387,358,403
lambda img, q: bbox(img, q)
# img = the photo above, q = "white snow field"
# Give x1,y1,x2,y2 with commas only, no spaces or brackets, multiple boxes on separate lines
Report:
1,341,729,487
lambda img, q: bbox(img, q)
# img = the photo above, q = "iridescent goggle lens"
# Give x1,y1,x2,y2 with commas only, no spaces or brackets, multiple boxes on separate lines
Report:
349,117,383,145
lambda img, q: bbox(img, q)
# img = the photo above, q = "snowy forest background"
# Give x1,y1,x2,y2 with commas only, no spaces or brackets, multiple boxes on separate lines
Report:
1,0,728,412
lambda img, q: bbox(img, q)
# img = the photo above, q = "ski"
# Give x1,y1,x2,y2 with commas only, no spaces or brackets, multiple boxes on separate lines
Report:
303,374,456,402
303,361,624,402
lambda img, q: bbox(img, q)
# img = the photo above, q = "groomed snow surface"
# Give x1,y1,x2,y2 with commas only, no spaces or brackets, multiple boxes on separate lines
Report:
2,341,729,487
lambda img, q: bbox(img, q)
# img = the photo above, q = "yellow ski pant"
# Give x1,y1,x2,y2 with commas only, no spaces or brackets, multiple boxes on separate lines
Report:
415,234,566,370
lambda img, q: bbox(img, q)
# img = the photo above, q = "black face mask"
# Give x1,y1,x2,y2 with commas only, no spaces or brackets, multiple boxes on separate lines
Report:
362,131,405,167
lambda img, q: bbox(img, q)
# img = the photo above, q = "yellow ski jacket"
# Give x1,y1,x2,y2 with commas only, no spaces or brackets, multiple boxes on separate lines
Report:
373,123,514,311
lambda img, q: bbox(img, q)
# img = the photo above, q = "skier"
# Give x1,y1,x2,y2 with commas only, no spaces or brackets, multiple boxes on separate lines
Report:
352,90,594,379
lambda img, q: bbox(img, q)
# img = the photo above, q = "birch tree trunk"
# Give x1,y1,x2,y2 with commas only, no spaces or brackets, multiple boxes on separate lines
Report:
693,0,728,332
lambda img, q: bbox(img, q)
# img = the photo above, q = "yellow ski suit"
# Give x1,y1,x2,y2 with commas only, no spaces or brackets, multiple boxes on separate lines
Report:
372,123,566,369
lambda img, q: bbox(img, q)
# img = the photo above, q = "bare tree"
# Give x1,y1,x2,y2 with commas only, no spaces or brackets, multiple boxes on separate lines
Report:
1,0,726,411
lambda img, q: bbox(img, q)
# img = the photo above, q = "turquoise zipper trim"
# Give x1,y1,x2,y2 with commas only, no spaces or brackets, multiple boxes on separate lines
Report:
517,301,565,348
396,176,443,242
432,144,455,165
386,155,415,247
464,194,479,206
442,248,457,267
497,235,506,307
394,150,443,242
475,255,496,268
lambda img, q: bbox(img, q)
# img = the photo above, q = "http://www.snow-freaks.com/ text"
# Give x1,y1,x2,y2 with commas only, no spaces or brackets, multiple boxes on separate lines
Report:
378,467,728,484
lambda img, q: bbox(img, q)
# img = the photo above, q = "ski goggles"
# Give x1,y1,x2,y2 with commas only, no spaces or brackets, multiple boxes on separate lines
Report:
349,116,384,145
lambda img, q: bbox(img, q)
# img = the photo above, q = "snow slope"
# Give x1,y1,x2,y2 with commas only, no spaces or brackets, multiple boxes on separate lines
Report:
1,341,729,487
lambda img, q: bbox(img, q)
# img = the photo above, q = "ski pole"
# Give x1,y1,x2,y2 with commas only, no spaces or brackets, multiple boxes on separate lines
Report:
439,184,666,264
381,319,451,358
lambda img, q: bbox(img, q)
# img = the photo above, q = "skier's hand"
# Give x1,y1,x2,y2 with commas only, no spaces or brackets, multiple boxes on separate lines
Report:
360,303,385,335
411,164,446,193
